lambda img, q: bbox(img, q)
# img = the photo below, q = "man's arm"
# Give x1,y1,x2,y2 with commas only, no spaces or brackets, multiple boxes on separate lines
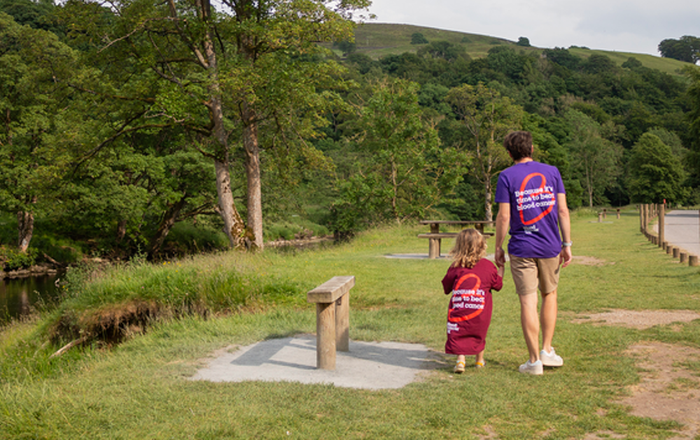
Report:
495,202,510,268
557,193,573,268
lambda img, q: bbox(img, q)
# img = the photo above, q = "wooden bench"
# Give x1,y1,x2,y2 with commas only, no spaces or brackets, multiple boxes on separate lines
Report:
418,220,495,259
306,276,355,370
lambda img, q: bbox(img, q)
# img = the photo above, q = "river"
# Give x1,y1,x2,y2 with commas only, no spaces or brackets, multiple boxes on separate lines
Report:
0,274,62,325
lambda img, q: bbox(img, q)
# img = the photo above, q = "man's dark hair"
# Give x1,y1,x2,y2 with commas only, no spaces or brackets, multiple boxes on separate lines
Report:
503,131,533,161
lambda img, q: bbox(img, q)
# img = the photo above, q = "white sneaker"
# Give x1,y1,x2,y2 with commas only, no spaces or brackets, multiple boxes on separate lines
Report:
540,348,564,367
519,360,543,375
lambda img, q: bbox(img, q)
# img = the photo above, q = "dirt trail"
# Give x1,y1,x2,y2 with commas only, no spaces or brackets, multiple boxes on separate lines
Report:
574,309,700,439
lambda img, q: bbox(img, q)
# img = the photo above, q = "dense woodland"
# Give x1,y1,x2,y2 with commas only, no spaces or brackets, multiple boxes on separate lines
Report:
1,0,700,267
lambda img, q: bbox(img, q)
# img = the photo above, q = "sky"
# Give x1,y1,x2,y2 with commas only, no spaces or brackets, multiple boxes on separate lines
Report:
363,0,700,57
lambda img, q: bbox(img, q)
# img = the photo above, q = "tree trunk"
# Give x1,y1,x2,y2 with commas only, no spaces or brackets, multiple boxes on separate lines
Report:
586,168,593,208
17,210,34,253
116,219,127,242
199,0,246,249
242,103,263,250
391,158,399,221
215,158,246,248
148,194,188,258
484,180,493,222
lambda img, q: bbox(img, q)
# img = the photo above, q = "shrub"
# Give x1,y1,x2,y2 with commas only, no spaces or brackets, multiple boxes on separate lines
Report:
161,222,229,256
1,247,37,271
410,33,428,45
31,235,84,264
264,218,330,242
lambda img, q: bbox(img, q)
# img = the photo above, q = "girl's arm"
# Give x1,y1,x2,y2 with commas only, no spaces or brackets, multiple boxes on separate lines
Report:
491,261,504,291
441,269,454,295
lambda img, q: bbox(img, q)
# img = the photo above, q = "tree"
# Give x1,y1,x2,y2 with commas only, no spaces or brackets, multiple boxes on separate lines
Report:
516,37,530,47
563,110,623,207
626,133,688,203
684,65,700,188
0,0,61,34
334,39,356,56
417,40,468,62
60,0,370,250
658,36,700,64
411,32,428,45
445,83,523,221
0,13,77,252
346,78,467,223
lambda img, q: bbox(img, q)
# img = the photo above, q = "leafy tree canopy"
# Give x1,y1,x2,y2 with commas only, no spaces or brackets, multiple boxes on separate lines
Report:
410,32,428,45
516,37,530,47
626,132,688,204
658,36,700,64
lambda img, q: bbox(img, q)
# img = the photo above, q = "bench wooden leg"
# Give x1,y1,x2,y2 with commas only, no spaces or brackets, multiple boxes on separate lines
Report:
429,238,441,259
316,302,336,370
335,295,349,352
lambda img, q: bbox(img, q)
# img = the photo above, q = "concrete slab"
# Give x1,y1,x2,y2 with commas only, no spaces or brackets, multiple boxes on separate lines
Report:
189,334,442,390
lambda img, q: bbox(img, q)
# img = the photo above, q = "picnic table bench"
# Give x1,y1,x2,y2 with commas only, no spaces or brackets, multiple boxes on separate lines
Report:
418,220,495,259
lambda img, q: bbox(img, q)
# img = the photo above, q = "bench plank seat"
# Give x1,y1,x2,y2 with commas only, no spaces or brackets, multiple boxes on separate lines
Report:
417,231,494,259
418,232,494,239
307,276,355,304
417,233,458,239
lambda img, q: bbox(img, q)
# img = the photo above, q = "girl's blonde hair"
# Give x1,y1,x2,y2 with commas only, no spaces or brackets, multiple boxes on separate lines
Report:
449,229,487,268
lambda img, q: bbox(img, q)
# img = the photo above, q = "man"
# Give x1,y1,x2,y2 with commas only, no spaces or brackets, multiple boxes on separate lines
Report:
494,131,572,375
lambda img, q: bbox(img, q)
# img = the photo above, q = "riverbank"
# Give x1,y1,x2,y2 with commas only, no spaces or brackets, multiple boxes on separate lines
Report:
0,264,59,280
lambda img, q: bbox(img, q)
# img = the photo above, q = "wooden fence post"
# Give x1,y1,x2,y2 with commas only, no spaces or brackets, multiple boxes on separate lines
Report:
658,203,665,249
642,203,649,232
680,252,689,264
690,255,699,267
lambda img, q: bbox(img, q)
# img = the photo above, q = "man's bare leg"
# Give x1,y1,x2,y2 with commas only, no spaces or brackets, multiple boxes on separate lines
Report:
519,292,540,363
540,289,558,353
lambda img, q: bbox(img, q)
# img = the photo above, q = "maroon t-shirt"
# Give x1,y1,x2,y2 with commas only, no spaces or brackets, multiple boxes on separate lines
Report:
442,258,503,355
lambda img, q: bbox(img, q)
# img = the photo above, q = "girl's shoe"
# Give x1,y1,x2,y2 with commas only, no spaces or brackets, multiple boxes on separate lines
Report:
454,360,466,374
475,361,485,368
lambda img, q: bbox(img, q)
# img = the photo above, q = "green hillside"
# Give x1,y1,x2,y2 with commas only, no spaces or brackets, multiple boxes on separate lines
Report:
350,23,692,76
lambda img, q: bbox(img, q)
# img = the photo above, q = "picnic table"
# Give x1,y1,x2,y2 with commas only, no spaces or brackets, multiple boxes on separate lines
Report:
418,220,495,259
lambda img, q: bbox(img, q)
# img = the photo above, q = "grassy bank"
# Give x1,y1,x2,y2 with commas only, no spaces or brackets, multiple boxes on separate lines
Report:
2,208,700,439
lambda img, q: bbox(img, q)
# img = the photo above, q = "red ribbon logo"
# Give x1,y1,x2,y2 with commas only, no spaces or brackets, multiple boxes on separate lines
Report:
448,273,483,322
518,173,554,226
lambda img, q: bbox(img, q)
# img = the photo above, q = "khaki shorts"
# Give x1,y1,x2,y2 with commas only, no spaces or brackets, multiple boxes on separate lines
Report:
509,255,560,295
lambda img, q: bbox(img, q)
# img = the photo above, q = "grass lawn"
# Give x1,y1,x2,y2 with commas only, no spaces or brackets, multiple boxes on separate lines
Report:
1,208,699,439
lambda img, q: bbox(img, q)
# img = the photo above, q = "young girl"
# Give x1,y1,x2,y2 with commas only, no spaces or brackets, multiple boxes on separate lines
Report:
442,229,504,373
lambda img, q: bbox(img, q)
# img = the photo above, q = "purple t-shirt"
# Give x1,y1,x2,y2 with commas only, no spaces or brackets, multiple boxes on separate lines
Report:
495,161,566,259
